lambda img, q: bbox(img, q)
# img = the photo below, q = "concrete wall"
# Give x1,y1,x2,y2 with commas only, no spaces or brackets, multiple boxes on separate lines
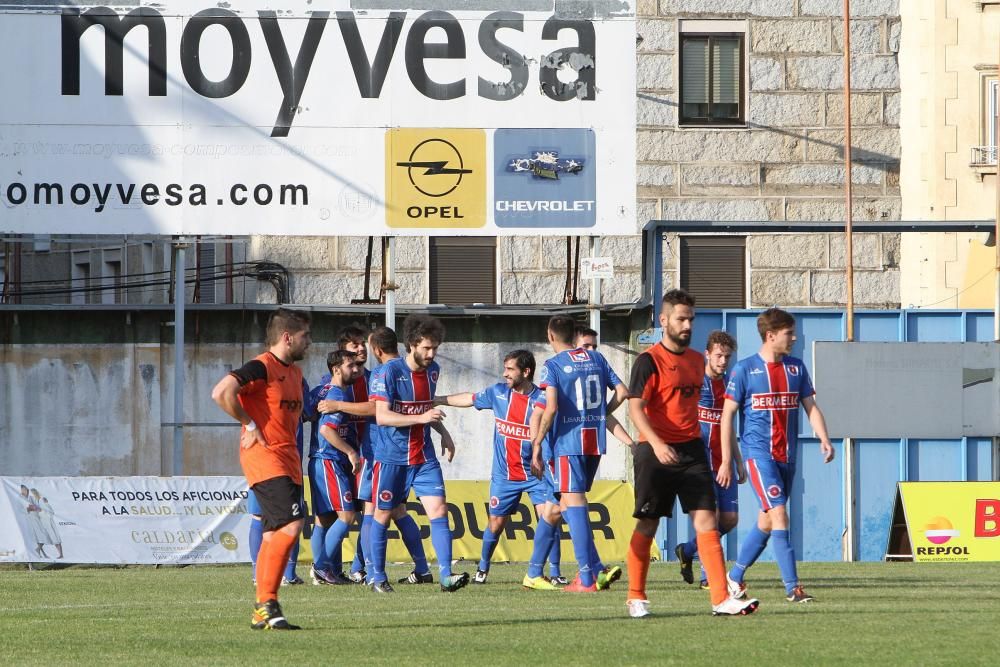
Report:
898,0,999,309
0,332,636,482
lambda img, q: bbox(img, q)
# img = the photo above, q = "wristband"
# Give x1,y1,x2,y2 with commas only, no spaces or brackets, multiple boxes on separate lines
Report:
244,420,257,432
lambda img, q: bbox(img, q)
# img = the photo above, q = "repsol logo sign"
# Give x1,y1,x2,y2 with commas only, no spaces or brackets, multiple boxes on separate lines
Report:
915,546,970,556
60,7,597,138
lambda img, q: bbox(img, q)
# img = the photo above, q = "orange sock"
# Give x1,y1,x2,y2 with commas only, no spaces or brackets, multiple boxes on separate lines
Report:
696,530,727,606
627,531,653,601
256,529,298,603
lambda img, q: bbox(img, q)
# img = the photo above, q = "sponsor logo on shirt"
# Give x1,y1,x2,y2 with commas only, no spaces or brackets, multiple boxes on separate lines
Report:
751,392,799,410
749,368,764,375
392,400,433,415
788,365,799,376
698,407,722,424
569,350,590,363
496,418,531,440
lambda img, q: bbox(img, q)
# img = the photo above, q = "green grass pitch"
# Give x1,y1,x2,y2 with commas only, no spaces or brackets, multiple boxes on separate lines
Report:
2,561,998,666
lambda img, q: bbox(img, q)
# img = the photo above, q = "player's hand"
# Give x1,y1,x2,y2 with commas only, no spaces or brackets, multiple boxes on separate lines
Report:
440,433,456,462
530,453,544,480
821,440,835,463
736,463,747,485
716,465,732,489
419,408,445,424
651,442,678,465
240,428,268,450
347,451,361,474
318,399,340,414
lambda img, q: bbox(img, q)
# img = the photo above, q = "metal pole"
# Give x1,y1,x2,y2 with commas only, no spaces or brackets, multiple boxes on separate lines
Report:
843,437,857,561
589,236,602,339
172,239,189,476
844,0,855,342
995,39,1000,341
384,237,396,331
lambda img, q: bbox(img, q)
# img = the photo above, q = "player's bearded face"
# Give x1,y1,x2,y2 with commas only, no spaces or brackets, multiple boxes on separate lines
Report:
706,344,733,376
287,328,312,361
502,360,530,389
344,340,368,364
411,339,439,368
664,304,694,348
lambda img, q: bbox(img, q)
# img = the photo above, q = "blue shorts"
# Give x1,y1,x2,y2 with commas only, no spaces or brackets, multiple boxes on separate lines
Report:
489,478,549,516
247,489,261,516
745,457,793,511
308,457,356,515
372,459,446,510
713,478,739,513
357,458,374,503
551,454,601,495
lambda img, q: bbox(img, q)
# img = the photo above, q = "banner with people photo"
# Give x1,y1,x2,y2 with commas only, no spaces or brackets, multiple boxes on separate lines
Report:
0,476,252,564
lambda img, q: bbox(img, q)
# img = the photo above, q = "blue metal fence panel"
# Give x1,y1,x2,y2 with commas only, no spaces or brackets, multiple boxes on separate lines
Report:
643,309,996,563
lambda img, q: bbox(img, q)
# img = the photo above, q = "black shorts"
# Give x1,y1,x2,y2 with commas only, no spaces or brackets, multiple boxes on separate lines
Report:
252,476,304,532
632,439,717,519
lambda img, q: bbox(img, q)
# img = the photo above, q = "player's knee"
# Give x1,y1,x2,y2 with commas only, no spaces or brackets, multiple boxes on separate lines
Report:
339,510,356,525
768,504,789,528
692,511,718,534
634,517,658,537
316,512,336,528
718,513,739,534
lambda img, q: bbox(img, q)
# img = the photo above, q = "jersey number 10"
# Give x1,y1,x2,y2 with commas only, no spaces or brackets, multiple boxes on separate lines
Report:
574,375,603,411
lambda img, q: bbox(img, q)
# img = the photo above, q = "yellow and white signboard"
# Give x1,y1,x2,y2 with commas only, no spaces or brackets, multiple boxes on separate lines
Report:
894,482,1000,562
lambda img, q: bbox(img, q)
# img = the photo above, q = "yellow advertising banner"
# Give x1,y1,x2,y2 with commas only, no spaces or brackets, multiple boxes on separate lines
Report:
897,482,1000,562
300,479,654,565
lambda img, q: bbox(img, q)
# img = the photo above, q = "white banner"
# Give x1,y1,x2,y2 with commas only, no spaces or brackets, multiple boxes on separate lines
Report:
0,2,636,235
0,476,252,564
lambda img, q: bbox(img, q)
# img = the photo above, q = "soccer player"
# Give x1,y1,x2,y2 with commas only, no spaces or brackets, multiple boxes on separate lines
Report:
211,307,311,630
625,289,758,618
308,349,363,585
436,349,554,585
723,308,835,603
574,325,599,351
675,330,746,588
322,326,439,586
529,314,629,593
368,315,469,593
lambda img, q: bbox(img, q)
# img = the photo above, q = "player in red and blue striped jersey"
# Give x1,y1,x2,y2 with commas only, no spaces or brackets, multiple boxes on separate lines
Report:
675,330,746,588
530,315,630,593
368,315,469,594
307,349,363,586
722,308,835,604
437,349,556,585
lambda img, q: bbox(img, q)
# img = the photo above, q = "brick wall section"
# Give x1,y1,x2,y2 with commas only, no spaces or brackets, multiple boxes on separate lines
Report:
250,2,901,309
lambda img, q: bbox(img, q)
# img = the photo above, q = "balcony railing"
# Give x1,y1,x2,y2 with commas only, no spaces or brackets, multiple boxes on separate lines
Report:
970,145,997,166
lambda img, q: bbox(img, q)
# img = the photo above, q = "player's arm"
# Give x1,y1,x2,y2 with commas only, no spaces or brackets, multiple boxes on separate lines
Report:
801,396,835,463
606,382,630,415
732,433,746,484
374,399,444,427
319,399,375,417
530,386,558,478
606,414,636,448
318,423,361,473
627,396,677,464
435,392,476,408
430,421,456,462
719,398,740,476
211,365,267,449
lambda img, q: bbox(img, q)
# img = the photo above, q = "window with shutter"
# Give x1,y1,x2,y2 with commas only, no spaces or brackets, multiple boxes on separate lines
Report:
429,237,496,304
679,236,746,308
679,33,745,126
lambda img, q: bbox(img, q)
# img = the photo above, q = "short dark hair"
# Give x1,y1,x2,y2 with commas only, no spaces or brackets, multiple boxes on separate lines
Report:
265,308,311,347
574,325,598,339
706,330,737,353
403,314,445,348
369,326,398,354
662,288,696,309
504,349,536,380
326,349,357,373
757,308,796,342
547,315,576,345
336,324,368,350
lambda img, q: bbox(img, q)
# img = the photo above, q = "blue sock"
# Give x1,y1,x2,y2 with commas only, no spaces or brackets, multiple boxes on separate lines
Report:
479,529,501,572
429,517,453,578
370,520,389,583
249,516,263,580
730,526,770,585
588,539,605,573
547,527,562,578
563,506,595,587
283,538,300,580
325,519,352,572
354,514,372,575
310,522,329,570
396,514,429,576
350,515,365,575
681,535,699,560
528,517,556,578
771,529,799,594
